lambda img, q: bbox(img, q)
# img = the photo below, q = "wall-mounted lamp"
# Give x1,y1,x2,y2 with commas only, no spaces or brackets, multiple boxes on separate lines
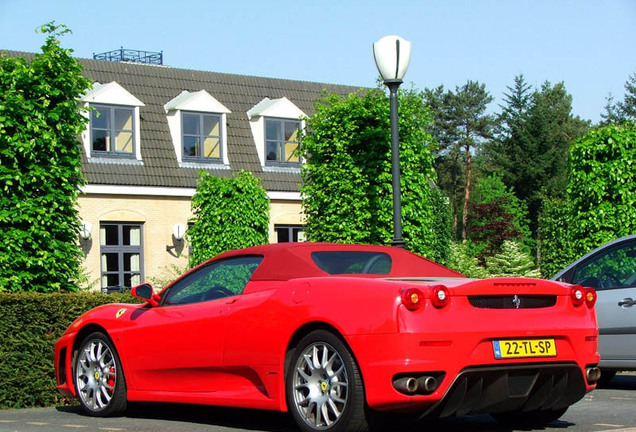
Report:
173,223,186,241
167,223,187,256
79,221,93,240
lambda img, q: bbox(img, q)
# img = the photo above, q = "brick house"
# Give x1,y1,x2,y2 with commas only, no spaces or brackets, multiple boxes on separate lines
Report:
3,50,359,291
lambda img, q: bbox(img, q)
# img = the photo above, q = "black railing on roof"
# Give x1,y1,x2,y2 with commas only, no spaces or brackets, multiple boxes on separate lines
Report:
93,47,163,65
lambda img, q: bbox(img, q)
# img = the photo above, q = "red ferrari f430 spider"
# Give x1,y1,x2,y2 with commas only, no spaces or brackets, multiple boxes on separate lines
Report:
55,243,600,432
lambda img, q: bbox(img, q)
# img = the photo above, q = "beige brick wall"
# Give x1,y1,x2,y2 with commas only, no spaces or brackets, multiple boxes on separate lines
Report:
77,194,303,290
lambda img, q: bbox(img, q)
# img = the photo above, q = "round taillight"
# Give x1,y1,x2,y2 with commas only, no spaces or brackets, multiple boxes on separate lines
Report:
401,288,423,311
571,285,585,307
585,287,597,308
430,285,449,308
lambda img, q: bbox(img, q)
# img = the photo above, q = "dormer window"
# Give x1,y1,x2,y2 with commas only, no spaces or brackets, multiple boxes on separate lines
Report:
80,82,144,161
265,118,301,164
164,90,231,166
247,97,306,168
182,112,222,161
91,105,135,156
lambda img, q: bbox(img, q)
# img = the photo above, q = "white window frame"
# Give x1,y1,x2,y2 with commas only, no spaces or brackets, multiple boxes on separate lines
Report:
80,82,144,161
247,97,306,167
164,90,230,166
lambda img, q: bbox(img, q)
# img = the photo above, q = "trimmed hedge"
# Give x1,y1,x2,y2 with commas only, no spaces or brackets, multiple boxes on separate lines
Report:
0,292,141,409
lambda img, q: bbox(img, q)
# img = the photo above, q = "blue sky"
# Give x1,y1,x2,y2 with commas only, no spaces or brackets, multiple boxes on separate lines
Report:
1,0,634,123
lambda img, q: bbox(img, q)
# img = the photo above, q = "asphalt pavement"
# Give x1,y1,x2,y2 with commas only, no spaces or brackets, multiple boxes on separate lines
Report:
0,374,634,432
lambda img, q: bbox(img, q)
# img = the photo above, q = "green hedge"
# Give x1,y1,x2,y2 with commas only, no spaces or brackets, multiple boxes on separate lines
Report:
0,292,141,409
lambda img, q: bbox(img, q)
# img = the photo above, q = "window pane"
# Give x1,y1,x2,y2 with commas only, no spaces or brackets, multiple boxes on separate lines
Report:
276,227,290,243
92,130,110,152
266,121,281,141
311,252,392,275
115,131,133,153
114,109,133,131
123,253,140,271
104,273,119,287
285,121,299,141
266,141,280,161
103,253,119,271
183,114,199,135
101,225,119,246
183,136,199,157
285,141,299,162
203,137,220,158
92,107,109,129
203,115,220,136
122,226,141,246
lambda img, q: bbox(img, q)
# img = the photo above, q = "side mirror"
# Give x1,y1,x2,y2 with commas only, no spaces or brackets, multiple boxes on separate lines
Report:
131,283,160,307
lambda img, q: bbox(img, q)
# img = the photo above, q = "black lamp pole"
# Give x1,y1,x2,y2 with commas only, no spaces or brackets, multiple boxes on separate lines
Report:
373,35,411,249
386,80,404,248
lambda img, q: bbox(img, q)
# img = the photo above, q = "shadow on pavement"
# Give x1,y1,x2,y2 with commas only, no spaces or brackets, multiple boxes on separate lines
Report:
56,402,579,432
597,373,636,390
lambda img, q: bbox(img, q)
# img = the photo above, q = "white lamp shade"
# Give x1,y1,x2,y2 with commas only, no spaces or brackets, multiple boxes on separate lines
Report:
79,221,93,240
173,223,186,240
373,35,412,82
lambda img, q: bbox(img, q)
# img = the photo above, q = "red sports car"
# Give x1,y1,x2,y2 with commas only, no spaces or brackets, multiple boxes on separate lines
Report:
55,243,600,432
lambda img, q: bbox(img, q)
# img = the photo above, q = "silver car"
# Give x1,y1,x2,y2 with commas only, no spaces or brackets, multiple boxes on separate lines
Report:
552,235,636,383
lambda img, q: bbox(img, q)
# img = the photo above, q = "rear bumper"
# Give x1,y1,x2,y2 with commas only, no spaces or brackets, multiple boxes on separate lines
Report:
430,363,587,418
347,330,599,414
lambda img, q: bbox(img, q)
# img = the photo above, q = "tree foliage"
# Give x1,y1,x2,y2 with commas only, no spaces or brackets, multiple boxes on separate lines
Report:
467,174,531,262
0,23,91,292
188,171,269,267
567,122,636,255
485,240,540,278
424,81,495,240
601,72,636,124
538,198,575,277
485,78,589,235
300,88,450,262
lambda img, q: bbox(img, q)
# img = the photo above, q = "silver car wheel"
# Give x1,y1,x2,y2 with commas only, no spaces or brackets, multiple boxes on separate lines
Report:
75,339,117,411
291,341,349,430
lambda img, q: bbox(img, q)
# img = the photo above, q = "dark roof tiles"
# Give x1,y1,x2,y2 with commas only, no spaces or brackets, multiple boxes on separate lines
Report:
1,50,361,192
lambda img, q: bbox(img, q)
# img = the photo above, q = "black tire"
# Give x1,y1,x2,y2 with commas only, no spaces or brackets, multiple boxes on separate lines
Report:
286,330,368,432
492,407,568,428
74,332,127,416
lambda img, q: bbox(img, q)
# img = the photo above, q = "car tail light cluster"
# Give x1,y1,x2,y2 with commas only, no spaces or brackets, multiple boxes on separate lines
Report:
400,285,450,311
571,285,597,308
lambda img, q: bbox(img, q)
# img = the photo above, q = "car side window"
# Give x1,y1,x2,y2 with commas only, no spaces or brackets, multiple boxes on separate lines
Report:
162,255,263,306
572,241,636,290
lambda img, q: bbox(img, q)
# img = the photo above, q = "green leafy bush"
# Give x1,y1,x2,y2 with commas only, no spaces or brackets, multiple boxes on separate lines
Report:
0,292,141,409
300,88,449,260
567,122,636,255
188,170,269,267
0,24,91,292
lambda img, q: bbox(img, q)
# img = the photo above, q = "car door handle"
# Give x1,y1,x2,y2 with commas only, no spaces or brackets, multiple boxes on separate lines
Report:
618,298,636,307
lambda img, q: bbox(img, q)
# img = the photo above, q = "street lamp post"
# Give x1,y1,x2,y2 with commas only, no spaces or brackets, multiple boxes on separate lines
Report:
373,35,412,248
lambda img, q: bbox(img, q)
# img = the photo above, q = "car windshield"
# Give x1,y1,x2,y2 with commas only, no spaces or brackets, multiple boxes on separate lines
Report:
311,251,392,275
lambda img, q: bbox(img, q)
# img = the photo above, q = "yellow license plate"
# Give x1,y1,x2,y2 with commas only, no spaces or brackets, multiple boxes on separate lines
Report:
493,339,556,359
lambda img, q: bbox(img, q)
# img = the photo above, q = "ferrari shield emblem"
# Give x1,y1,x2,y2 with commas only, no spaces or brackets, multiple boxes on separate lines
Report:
116,308,127,319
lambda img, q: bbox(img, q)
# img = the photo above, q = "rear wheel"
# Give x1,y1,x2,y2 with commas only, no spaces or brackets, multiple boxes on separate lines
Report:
492,407,567,428
74,332,127,416
286,330,368,432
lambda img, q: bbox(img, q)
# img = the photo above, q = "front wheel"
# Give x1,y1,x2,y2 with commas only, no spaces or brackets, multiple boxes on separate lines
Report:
492,407,568,428
74,332,127,416
286,330,368,432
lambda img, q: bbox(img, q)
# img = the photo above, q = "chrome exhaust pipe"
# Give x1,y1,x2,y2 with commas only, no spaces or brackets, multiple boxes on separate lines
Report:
393,377,419,394
417,376,438,393
586,367,601,383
